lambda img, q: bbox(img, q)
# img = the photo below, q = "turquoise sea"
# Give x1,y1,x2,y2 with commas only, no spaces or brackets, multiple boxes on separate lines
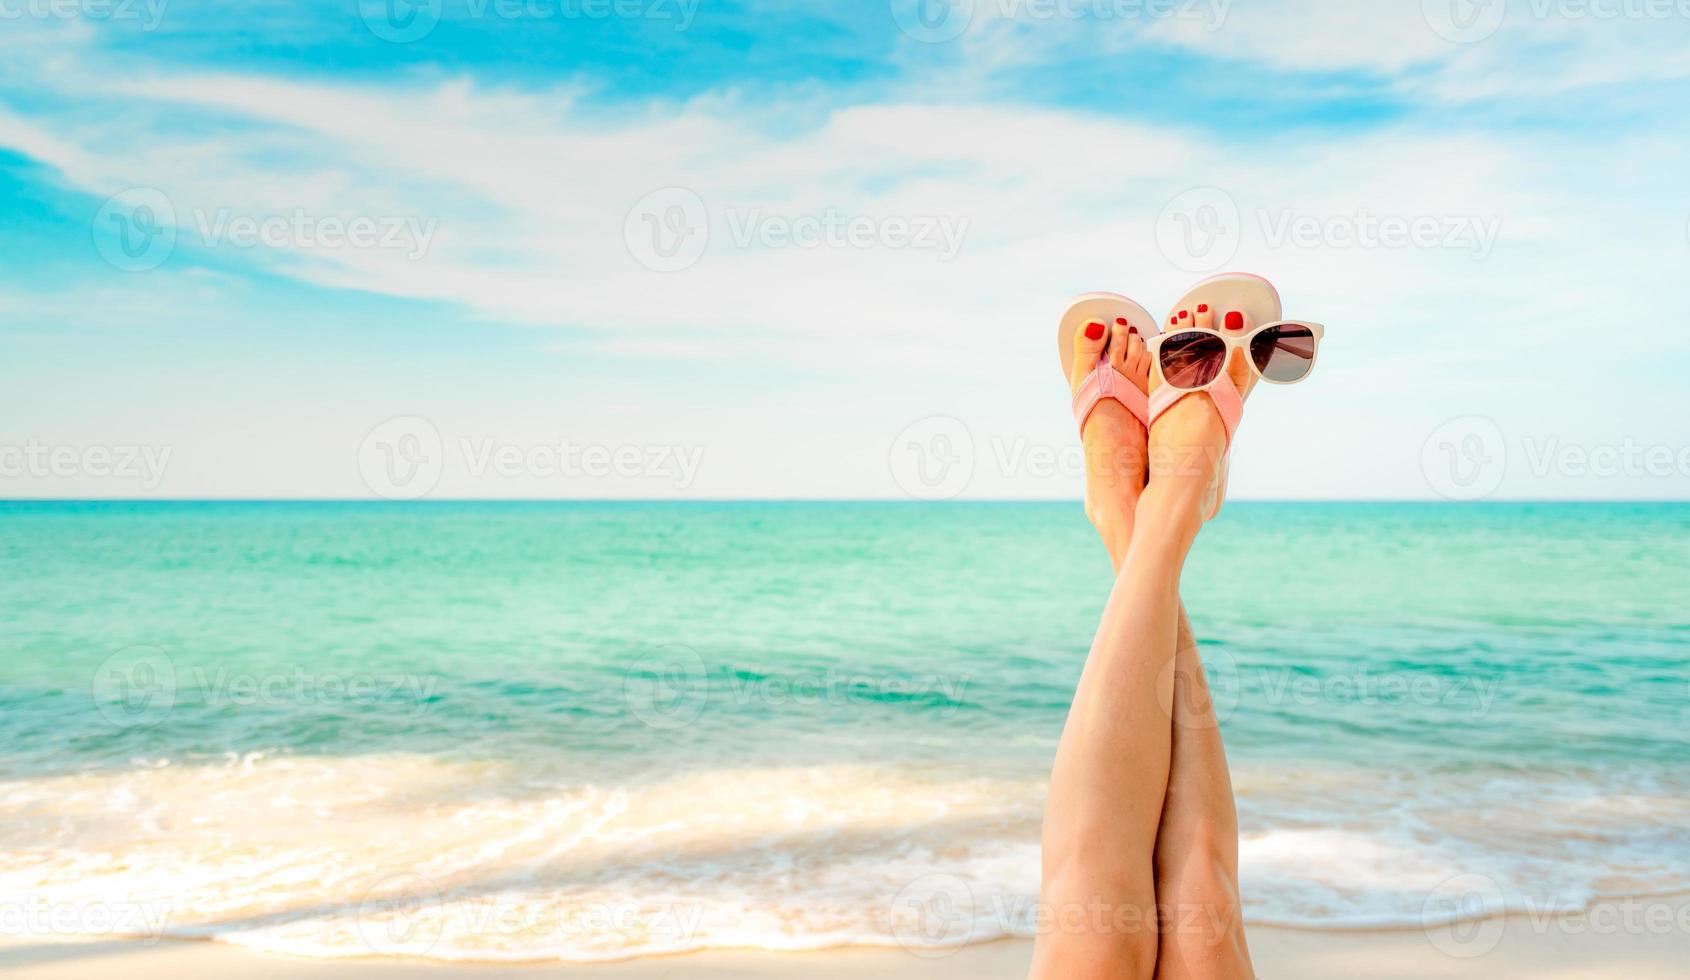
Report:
1,502,1687,960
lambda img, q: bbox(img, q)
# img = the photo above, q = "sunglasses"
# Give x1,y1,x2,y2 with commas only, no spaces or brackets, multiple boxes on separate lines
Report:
1146,320,1325,391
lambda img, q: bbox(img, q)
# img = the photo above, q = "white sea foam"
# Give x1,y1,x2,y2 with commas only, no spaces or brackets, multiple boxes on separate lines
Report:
0,755,1685,961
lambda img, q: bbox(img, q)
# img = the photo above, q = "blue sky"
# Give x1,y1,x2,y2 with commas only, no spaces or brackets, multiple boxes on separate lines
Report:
2,0,1689,499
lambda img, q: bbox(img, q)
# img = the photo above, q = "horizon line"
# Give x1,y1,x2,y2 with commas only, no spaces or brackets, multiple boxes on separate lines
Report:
3,498,1688,505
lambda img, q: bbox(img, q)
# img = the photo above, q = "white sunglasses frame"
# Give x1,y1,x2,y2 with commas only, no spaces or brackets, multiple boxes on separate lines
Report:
1145,320,1326,391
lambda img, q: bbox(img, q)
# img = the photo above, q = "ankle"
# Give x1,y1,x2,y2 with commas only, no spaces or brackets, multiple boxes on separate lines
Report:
1133,481,1206,548
1084,497,1136,568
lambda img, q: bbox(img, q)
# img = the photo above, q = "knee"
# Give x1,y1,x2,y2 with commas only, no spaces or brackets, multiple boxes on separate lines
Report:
1037,867,1161,979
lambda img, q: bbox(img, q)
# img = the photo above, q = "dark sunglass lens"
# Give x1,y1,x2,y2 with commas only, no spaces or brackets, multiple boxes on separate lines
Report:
1251,325,1317,383
1160,331,1227,390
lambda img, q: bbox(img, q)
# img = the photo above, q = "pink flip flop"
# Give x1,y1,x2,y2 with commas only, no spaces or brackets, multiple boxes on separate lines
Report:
1149,272,1283,519
1057,292,1161,435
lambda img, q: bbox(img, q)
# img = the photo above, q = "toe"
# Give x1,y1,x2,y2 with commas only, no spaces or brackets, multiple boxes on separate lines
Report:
1125,332,1150,394
1108,318,1134,372
1070,319,1109,391
1218,310,1258,396
1194,303,1214,331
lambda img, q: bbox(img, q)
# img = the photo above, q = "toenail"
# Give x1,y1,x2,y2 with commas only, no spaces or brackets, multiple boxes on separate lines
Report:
1179,310,1190,320
1197,304,1209,313
1115,317,1130,327
1085,321,1106,341
1225,311,1244,330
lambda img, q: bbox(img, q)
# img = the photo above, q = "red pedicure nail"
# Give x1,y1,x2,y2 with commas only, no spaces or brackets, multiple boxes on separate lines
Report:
1115,317,1130,327
1179,310,1190,320
1225,311,1244,331
1197,304,1209,313
1085,321,1106,341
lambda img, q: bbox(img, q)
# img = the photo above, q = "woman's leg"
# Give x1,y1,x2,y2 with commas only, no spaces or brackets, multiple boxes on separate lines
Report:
1033,304,1255,978
1152,609,1253,980
1031,313,1163,977
1031,485,1210,979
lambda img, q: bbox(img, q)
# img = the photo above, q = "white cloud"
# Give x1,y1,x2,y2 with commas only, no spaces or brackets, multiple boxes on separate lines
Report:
2,21,1687,498
949,0,1690,100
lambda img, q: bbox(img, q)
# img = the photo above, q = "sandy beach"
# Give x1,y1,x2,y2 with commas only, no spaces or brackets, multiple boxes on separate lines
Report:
8,898,1690,980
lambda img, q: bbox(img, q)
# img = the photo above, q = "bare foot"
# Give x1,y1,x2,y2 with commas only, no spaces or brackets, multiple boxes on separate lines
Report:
1144,302,1260,527
1066,314,1151,565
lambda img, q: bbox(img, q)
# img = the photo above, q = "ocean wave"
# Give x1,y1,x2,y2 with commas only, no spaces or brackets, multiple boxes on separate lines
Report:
0,754,1685,961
